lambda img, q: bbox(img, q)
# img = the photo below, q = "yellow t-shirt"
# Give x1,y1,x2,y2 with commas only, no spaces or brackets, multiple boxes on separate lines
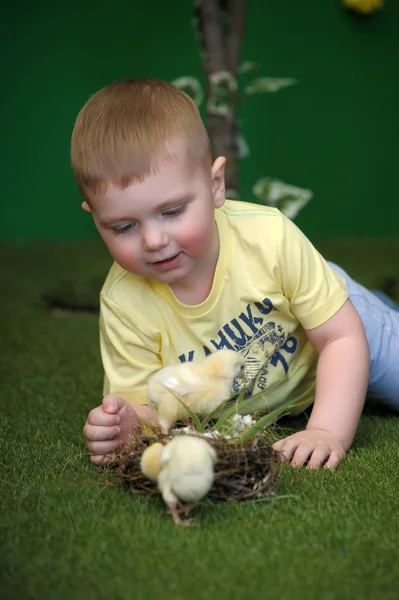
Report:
100,200,348,414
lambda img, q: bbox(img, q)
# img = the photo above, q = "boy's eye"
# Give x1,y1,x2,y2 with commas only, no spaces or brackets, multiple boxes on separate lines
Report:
162,204,187,218
113,223,134,235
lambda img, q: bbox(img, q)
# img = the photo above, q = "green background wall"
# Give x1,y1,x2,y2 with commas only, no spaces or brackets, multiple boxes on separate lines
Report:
2,0,398,241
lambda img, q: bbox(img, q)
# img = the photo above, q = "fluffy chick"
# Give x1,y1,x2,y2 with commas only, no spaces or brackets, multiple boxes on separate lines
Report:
159,435,217,526
140,442,165,481
147,349,246,432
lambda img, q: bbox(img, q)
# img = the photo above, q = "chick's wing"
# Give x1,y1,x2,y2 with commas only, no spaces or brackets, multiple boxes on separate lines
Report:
160,363,208,398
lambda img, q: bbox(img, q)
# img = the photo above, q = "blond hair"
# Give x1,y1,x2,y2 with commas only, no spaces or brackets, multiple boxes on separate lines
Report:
71,78,211,200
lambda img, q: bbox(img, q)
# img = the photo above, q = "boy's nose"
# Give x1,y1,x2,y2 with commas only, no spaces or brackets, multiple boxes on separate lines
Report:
141,225,169,252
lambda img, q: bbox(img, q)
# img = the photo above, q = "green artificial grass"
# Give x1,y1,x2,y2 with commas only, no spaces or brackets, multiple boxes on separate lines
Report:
1,239,399,600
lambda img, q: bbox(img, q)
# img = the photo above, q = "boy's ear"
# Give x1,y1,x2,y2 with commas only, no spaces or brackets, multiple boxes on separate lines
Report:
81,201,92,213
211,156,226,208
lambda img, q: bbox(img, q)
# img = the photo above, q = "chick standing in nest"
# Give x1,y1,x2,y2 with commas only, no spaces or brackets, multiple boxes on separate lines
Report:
140,435,217,526
147,349,246,432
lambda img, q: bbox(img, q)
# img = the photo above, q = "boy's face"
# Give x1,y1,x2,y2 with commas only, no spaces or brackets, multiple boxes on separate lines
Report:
86,140,226,292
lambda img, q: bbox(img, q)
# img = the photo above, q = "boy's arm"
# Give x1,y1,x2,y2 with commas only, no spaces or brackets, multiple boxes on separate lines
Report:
83,293,163,464
273,298,369,469
100,294,163,405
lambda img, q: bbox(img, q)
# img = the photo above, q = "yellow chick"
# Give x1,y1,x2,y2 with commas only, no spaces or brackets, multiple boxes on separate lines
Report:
147,349,246,432
140,442,165,481
140,435,217,526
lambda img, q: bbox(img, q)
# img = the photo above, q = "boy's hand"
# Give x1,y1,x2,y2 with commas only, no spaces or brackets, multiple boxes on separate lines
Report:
83,394,139,464
272,429,346,470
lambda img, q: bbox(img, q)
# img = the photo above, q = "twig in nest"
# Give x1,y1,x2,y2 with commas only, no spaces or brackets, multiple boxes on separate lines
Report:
106,430,282,503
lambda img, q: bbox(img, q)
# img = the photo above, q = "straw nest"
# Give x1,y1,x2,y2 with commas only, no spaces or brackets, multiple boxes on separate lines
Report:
108,429,282,503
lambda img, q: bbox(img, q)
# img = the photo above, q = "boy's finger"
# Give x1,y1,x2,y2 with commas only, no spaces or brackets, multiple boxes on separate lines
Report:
87,438,124,455
290,444,314,468
272,439,283,452
90,454,113,465
273,438,299,462
83,424,120,442
323,449,344,470
103,394,125,415
306,445,329,470
87,409,120,427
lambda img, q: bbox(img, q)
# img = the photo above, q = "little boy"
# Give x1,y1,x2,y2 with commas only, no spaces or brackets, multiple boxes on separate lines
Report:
71,78,399,470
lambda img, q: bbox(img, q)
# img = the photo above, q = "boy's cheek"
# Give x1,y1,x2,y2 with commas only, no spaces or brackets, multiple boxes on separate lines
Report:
180,222,214,256
103,237,141,273
113,252,141,274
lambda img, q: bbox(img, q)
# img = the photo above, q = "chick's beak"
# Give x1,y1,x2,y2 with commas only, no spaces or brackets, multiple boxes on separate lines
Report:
238,365,246,380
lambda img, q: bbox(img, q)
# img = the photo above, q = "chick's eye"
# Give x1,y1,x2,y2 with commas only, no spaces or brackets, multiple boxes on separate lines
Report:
113,223,135,235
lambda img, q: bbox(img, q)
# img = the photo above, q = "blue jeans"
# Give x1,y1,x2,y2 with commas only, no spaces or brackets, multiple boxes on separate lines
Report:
328,262,399,411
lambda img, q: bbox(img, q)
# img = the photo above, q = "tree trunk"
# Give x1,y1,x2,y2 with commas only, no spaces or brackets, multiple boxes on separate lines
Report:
196,0,247,196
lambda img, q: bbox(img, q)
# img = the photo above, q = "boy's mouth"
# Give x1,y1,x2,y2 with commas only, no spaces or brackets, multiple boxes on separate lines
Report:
151,252,183,270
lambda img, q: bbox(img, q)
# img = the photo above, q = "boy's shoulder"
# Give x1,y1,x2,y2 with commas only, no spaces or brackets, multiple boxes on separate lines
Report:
221,199,282,220
218,199,284,245
100,262,153,310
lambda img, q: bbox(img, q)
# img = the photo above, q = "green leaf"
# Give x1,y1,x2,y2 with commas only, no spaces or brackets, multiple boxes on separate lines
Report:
211,384,290,433
244,77,297,95
168,392,203,432
198,397,233,431
170,76,204,107
252,177,313,219
224,385,286,415
238,61,260,74
252,177,273,202
240,400,300,442
275,195,312,220
238,134,249,159
212,387,248,431
207,71,238,116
